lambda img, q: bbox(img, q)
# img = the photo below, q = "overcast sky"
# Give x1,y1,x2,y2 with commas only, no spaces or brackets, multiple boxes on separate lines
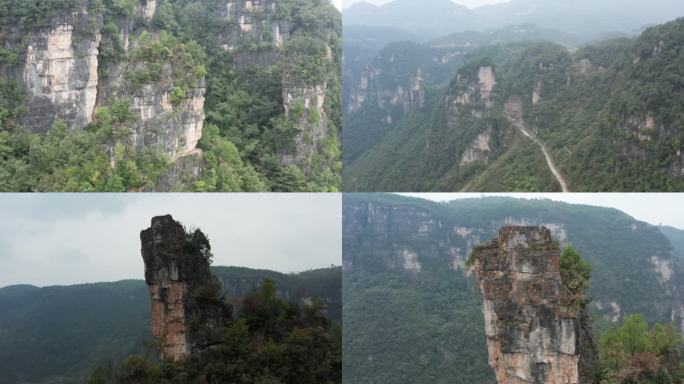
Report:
400,193,684,230
341,0,512,10
0,194,341,288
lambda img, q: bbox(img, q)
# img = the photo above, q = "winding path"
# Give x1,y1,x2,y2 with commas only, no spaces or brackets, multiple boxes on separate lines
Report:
504,113,570,192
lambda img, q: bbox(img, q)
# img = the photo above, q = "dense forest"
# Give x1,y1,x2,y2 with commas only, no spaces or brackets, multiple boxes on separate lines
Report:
344,16,684,192
342,194,684,383
0,0,341,192
0,266,341,384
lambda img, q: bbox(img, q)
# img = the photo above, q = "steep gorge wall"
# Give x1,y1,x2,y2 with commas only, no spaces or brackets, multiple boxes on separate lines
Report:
343,196,684,328
471,226,594,384
0,1,204,161
1,0,339,183
18,11,103,133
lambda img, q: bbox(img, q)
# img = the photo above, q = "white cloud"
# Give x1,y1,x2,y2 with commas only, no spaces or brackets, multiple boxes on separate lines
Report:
0,194,342,287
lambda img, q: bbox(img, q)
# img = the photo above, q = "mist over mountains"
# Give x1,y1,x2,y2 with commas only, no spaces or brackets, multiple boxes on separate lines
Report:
344,0,684,40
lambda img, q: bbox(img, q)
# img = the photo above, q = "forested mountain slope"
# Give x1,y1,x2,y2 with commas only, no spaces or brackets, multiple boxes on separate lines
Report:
0,266,341,384
0,0,341,192
342,194,684,383
342,24,581,168
344,19,684,191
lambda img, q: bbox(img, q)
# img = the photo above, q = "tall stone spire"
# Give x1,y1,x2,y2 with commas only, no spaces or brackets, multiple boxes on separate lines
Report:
470,226,593,384
140,215,231,361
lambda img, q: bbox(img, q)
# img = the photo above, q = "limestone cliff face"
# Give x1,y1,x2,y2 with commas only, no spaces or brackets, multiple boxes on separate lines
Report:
343,195,683,330
98,57,206,161
440,65,500,168
280,82,330,167
19,11,102,133
219,0,288,52
349,66,426,124
471,226,594,384
1,2,205,162
140,215,231,361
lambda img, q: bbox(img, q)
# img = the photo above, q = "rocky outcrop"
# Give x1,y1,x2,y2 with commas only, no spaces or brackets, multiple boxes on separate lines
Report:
409,68,425,110
449,65,497,111
140,215,231,361
471,226,595,384
2,2,205,162
460,131,491,166
219,0,288,52
478,66,496,107
280,82,329,167
349,66,426,118
98,55,207,161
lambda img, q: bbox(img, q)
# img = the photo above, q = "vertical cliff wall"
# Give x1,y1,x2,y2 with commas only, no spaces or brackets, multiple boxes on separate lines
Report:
18,10,103,133
0,2,205,161
140,215,231,361
471,226,594,384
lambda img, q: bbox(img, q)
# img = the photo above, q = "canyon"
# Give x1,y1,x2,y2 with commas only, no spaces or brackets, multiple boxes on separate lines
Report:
0,0,341,191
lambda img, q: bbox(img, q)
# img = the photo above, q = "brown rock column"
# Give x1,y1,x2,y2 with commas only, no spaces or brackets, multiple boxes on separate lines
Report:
140,215,192,361
471,226,582,384
140,214,231,361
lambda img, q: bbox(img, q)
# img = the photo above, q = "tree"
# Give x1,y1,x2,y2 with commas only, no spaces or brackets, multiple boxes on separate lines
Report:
560,246,592,292
598,314,684,383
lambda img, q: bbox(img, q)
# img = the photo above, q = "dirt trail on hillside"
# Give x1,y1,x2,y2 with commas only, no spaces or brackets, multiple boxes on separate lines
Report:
504,99,569,192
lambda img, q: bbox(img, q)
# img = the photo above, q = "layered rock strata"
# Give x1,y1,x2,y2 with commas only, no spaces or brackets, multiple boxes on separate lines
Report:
470,226,591,384
21,11,102,132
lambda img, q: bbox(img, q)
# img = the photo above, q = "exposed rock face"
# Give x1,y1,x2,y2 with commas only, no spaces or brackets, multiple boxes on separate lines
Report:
3,0,334,183
100,66,206,161
349,66,426,117
140,0,157,20
21,11,102,132
410,68,426,109
471,226,594,384
281,82,329,167
460,131,491,166
140,215,231,361
3,2,205,163
478,66,496,107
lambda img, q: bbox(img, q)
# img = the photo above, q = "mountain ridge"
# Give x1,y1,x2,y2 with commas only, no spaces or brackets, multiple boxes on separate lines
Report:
344,18,684,191
0,265,341,384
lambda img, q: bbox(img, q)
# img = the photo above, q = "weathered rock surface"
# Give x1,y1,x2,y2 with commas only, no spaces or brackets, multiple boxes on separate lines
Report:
20,11,102,132
140,215,231,361
2,0,338,185
349,66,426,117
471,226,594,384
280,82,329,167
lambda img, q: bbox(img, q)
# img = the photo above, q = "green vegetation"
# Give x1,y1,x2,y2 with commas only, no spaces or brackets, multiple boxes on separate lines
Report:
0,120,170,192
0,0,341,191
597,315,684,383
0,266,341,383
87,279,341,384
560,246,593,308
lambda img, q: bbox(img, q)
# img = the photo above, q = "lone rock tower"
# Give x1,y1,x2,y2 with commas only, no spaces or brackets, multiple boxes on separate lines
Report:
140,215,231,361
471,226,594,384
